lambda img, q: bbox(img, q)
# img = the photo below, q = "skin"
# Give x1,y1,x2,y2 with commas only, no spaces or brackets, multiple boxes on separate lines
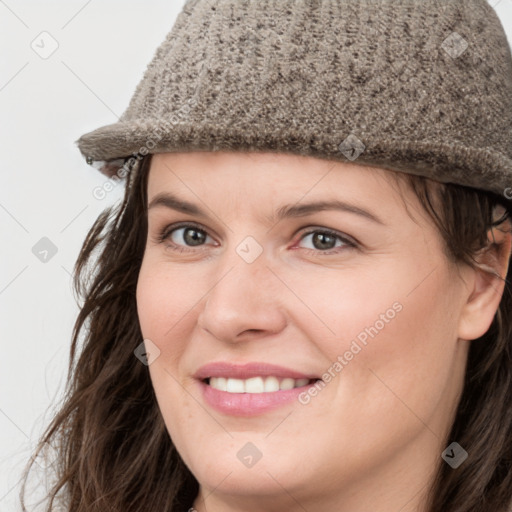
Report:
136,151,511,512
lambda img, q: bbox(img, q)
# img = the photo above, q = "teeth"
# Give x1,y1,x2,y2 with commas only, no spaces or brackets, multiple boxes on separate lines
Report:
280,377,295,390
209,376,313,393
264,376,279,392
226,378,244,393
246,377,265,393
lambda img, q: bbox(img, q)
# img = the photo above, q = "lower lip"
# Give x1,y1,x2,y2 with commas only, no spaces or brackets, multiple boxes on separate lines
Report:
199,380,316,417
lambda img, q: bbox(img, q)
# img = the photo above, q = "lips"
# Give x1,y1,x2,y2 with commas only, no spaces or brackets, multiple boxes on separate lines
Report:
193,361,321,381
194,362,323,416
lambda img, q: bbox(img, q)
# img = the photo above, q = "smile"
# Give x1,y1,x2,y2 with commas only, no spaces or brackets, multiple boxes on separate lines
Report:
194,361,323,416
206,376,317,393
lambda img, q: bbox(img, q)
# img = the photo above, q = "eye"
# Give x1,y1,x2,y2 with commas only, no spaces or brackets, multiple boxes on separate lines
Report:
296,228,357,254
154,223,357,256
155,222,216,252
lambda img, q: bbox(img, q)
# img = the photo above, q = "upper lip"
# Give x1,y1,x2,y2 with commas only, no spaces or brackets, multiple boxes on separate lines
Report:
194,362,321,381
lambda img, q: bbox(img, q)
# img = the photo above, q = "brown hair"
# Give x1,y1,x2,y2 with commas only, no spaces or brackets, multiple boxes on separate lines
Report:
19,153,512,511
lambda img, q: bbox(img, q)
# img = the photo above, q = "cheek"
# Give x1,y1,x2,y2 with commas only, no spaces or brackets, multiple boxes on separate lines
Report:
279,260,411,359
286,256,459,417
135,259,207,403
136,259,203,343
135,263,203,457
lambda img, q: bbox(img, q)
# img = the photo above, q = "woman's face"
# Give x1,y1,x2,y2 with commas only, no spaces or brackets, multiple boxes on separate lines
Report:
136,151,474,511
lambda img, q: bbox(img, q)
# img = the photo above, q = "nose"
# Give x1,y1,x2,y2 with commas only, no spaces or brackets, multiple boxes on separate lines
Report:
196,256,288,343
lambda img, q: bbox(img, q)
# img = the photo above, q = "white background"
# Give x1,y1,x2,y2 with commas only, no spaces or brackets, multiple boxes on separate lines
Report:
1,1,511,510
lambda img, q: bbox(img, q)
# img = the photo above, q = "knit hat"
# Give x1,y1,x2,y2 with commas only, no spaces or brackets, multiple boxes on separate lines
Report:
75,0,512,198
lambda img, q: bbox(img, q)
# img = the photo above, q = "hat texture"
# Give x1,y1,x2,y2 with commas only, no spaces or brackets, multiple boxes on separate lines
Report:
76,0,512,198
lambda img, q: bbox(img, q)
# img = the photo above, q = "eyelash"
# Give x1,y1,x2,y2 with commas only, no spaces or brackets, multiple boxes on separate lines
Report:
154,221,358,256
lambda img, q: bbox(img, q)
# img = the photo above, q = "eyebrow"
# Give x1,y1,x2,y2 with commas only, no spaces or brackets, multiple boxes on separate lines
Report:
147,192,385,225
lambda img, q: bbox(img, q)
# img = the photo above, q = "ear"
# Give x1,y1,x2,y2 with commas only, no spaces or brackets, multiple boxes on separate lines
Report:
457,221,512,341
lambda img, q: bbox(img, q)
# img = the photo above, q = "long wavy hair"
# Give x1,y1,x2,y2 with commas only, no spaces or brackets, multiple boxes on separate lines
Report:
19,153,512,511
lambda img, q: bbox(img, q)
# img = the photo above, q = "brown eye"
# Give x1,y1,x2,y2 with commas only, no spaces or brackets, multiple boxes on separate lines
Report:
297,229,356,254
171,226,208,246
157,223,215,251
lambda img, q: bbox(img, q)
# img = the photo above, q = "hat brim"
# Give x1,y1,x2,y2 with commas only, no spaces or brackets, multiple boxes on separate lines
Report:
75,119,512,199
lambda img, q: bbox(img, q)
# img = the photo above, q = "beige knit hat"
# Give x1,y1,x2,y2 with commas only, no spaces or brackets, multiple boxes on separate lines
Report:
76,0,512,198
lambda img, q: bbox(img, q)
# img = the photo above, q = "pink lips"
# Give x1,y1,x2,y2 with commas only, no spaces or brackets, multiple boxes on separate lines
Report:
194,361,320,381
194,362,321,417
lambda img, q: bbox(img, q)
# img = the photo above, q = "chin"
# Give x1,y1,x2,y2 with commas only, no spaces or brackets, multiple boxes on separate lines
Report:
184,440,307,496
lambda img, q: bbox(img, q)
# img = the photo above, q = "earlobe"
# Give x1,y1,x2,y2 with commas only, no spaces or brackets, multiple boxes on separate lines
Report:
457,224,512,341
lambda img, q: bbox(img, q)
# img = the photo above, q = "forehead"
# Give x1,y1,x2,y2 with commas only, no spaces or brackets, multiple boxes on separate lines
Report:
148,151,399,194
146,151,418,224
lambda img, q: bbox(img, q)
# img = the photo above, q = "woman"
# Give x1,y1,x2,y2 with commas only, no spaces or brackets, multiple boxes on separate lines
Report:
20,0,512,511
